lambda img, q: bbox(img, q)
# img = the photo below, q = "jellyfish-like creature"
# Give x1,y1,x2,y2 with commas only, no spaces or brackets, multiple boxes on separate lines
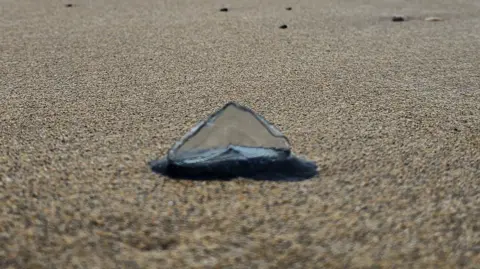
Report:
149,102,318,181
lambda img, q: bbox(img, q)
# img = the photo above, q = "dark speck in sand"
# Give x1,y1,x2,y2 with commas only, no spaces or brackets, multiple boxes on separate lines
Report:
279,24,288,29
220,8,229,12
392,15,406,22
286,7,292,11
453,127,460,132
65,4,73,7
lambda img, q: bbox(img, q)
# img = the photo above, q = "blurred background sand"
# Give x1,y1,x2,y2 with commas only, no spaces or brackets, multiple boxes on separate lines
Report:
1,0,479,268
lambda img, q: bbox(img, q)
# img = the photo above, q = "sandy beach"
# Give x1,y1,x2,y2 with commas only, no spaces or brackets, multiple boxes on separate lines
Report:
1,0,479,268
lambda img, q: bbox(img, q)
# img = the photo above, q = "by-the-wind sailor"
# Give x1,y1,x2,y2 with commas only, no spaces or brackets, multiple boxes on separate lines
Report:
149,102,318,181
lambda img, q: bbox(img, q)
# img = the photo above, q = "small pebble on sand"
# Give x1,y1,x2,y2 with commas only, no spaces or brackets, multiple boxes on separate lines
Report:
286,7,292,11
220,8,228,12
65,3,73,7
392,15,406,22
425,17,443,21
279,24,288,29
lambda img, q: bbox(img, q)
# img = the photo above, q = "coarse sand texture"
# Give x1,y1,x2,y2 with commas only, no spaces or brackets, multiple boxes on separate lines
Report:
1,0,479,268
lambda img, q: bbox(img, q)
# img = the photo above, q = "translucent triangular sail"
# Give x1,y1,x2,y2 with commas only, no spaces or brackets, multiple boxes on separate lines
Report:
168,102,290,163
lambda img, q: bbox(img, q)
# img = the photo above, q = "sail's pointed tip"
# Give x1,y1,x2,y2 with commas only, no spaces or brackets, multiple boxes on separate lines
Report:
224,101,240,106
221,101,249,112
